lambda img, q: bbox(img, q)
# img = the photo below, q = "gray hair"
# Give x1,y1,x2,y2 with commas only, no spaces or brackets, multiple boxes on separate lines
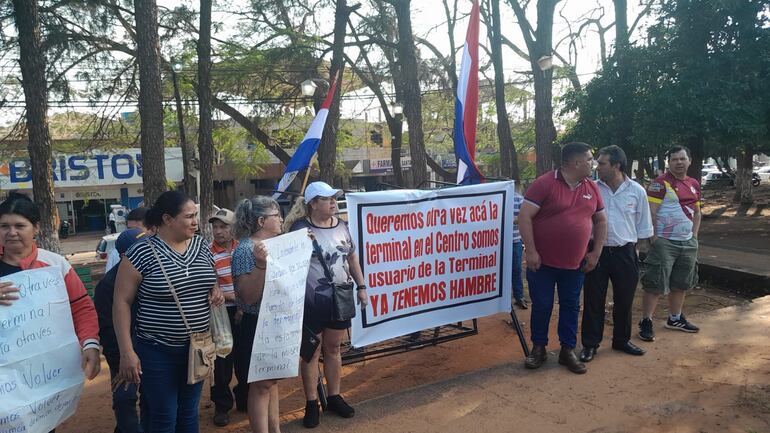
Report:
598,145,627,172
234,196,279,238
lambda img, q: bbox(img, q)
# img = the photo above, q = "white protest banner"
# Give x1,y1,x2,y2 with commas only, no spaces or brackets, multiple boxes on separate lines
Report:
348,181,514,347
0,268,85,433
249,229,313,382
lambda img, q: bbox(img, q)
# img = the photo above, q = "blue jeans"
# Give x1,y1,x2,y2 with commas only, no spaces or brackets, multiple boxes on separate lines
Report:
105,353,142,433
512,242,524,300
526,265,584,349
135,338,203,433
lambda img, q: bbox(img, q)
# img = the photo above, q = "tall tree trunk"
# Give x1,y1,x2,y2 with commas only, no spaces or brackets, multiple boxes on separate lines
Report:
532,0,558,175
613,0,632,174
733,145,754,205
510,0,559,176
393,0,428,188
135,0,167,206
686,135,704,180
346,10,405,186
12,0,60,252
172,69,196,198
197,0,214,240
488,0,519,180
388,117,405,186
656,147,666,174
318,0,357,184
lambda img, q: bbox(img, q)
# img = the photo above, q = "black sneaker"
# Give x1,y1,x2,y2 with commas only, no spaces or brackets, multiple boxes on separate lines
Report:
665,314,700,333
638,318,655,342
303,400,320,428
325,394,355,418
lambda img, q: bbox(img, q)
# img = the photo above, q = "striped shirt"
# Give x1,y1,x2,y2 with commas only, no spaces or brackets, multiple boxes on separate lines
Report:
513,192,523,242
210,240,238,307
125,235,217,347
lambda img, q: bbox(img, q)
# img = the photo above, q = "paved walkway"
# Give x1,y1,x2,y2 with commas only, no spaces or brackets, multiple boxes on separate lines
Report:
282,296,770,433
698,244,770,278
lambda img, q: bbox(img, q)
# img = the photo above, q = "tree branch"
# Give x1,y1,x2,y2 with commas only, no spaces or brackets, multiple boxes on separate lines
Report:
211,96,291,165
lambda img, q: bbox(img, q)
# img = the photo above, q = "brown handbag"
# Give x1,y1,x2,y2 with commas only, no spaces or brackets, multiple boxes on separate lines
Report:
148,240,216,385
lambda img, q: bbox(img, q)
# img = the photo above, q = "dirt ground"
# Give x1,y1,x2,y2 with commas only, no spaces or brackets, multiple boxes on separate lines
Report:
55,184,769,433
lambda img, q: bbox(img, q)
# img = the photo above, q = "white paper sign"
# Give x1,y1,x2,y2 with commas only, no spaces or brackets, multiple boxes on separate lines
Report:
0,268,85,433
248,229,313,382
347,181,514,347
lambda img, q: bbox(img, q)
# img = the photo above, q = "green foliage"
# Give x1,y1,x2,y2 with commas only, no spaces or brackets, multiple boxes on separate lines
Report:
563,0,770,159
212,123,269,178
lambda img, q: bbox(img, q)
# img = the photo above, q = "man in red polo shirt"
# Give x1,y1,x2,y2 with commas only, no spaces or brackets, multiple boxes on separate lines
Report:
208,208,246,427
639,145,701,342
519,142,608,374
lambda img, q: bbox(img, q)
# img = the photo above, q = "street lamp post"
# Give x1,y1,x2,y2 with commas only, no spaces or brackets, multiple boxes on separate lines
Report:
301,78,330,97
537,55,553,71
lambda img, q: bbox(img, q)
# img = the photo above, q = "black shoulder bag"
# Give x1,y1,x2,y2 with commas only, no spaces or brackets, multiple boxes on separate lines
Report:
312,239,356,322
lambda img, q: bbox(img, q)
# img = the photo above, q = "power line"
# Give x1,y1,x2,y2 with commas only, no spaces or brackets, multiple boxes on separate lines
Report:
0,79,549,110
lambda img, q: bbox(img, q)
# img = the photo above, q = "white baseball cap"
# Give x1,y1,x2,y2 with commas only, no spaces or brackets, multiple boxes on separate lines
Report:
304,181,343,204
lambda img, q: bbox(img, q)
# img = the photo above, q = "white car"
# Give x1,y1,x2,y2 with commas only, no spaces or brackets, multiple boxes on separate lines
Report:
95,233,119,260
756,166,770,183
702,171,734,188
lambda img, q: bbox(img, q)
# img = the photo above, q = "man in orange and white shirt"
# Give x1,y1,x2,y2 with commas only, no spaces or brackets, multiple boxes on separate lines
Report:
208,209,245,427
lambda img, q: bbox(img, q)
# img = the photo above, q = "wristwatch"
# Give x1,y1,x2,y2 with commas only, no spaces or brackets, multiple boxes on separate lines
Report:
356,285,367,291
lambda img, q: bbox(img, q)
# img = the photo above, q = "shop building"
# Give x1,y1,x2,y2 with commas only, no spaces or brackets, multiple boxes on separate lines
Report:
0,148,183,234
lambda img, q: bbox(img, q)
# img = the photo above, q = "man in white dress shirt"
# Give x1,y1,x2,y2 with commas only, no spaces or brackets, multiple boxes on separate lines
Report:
580,145,653,362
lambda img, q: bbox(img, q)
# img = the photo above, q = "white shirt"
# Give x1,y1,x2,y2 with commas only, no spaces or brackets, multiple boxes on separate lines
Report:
105,248,120,272
594,177,654,247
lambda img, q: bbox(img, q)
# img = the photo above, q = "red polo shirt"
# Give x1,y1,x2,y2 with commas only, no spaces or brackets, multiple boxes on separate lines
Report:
524,170,604,269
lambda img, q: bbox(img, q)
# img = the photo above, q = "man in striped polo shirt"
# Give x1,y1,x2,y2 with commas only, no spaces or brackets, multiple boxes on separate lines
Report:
208,209,246,427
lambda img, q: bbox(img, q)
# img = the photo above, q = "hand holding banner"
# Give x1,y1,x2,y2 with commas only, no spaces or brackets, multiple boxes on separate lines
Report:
248,229,313,382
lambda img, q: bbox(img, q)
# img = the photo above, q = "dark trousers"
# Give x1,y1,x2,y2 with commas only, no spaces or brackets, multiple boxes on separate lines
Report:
527,265,584,349
233,312,258,393
512,241,524,300
105,353,143,433
210,306,248,412
581,243,639,348
135,338,203,433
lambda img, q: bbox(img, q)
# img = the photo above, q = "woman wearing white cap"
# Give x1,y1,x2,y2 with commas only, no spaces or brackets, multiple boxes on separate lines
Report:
285,181,368,428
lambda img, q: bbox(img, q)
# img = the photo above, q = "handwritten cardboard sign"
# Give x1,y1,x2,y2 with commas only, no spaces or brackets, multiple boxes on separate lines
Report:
0,267,84,433
248,229,312,382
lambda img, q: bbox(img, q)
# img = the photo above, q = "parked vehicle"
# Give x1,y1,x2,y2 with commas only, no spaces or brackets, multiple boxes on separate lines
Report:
756,166,770,183
59,220,70,239
702,171,761,188
95,233,119,260
702,171,734,188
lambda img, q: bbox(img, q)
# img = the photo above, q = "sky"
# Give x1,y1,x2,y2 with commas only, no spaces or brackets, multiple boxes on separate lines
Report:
0,0,655,126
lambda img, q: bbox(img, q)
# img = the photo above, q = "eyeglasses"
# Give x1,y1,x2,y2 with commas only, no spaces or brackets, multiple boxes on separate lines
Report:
263,213,281,219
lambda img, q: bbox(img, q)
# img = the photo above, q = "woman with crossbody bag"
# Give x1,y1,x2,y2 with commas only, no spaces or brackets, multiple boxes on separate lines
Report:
114,191,224,433
285,182,368,429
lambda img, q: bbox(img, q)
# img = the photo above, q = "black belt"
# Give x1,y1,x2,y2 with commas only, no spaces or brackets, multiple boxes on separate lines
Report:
605,243,634,250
